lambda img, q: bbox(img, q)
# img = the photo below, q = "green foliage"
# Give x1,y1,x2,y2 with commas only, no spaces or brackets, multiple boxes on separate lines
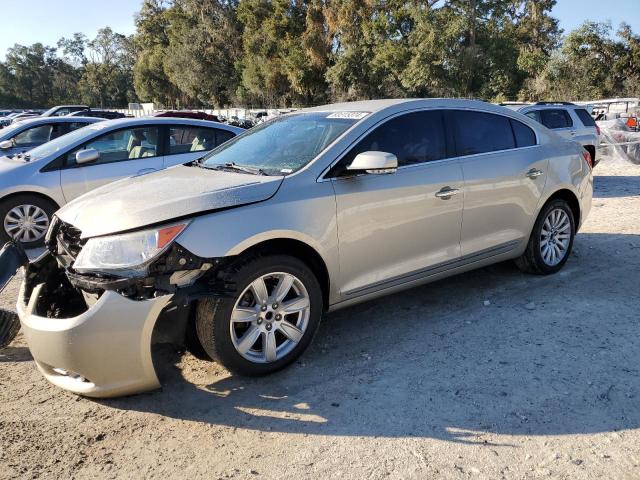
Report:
0,0,639,109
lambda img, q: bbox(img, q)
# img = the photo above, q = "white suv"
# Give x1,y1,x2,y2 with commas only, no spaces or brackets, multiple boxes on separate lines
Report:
505,102,601,165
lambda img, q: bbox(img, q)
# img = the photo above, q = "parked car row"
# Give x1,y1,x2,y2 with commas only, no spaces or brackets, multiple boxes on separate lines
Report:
0,105,127,130
0,98,593,398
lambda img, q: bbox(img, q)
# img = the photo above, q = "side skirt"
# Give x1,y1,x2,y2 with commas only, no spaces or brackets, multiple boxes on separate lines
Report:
329,239,522,312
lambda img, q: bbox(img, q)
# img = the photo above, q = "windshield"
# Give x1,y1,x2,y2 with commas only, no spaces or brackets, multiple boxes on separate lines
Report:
25,122,105,161
201,112,364,175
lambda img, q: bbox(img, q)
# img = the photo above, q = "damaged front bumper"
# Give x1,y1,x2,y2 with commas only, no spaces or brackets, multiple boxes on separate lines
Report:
12,230,232,398
18,279,172,397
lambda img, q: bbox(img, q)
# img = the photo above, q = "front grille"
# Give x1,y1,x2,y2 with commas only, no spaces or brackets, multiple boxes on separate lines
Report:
52,220,85,266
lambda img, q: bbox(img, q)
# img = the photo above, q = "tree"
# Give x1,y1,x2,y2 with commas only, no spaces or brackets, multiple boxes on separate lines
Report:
79,28,137,107
163,0,241,107
133,0,180,106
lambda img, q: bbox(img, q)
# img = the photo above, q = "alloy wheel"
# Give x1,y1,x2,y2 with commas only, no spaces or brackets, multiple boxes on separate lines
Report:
230,272,311,364
540,208,571,266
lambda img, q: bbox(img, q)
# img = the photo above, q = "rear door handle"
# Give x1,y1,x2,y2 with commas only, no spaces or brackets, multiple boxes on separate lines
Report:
435,187,460,199
526,168,544,179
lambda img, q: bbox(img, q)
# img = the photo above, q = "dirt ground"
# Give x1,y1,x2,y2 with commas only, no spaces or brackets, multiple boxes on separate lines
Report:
1,159,639,480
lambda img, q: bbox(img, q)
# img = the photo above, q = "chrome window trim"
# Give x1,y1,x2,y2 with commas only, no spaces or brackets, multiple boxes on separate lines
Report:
318,106,541,182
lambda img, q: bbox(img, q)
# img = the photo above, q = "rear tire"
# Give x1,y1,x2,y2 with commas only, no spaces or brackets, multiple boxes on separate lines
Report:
195,254,322,376
0,194,57,248
515,199,576,275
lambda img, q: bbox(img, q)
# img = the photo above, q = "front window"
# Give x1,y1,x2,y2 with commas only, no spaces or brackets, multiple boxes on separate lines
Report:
67,126,160,165
23,123,107,161
201,112,362,175
13,124,54,146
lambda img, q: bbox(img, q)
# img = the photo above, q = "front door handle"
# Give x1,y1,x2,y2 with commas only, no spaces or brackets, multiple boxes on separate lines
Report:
526,168,544,179
435,186,460,199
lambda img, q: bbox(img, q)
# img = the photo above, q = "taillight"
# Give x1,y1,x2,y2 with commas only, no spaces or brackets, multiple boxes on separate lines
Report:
627,117,638,130
595,124,601,136
582,149,593,170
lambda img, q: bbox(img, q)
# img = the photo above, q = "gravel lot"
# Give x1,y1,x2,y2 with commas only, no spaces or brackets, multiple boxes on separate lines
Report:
1,159,639,479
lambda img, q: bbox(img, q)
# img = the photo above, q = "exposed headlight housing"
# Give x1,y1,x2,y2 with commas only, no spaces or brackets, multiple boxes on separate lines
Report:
73,223,187,276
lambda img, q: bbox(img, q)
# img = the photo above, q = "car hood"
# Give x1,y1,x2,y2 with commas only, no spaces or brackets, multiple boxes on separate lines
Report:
0,154,30,173
56,165,285,238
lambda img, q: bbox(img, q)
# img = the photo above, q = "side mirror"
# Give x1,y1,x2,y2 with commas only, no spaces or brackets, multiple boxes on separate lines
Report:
347,151,398,175
75,148,100,165
0,140,13,150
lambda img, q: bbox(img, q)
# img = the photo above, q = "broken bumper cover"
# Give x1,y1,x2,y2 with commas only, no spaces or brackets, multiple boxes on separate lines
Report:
18,281,173,398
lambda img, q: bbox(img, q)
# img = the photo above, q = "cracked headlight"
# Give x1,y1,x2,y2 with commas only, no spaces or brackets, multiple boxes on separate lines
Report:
73,223,187,276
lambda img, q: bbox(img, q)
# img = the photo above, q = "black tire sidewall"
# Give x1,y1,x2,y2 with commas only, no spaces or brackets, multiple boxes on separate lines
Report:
0,194,57,248
530,199,576,274
196,255,323,376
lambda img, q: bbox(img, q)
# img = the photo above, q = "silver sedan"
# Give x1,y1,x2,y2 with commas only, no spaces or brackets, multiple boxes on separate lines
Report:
4,99,592,397
0,117,243,247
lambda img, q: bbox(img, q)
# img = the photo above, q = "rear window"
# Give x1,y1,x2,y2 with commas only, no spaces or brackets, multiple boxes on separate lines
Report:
539,109,573,129
575,109,596,127
510,119,536,147
451,110,515,156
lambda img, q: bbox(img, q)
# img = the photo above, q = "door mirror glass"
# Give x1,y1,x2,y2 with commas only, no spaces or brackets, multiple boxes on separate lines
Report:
347,151,397,174
75,148,100,165
0,140,12,149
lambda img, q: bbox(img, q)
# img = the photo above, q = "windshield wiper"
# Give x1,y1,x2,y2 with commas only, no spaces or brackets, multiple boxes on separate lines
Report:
208,162,267,176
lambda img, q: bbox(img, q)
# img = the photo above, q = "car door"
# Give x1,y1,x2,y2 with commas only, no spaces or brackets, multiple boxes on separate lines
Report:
329,110,464,297
449,110,547,257
164,126,237,168
60,125,163,202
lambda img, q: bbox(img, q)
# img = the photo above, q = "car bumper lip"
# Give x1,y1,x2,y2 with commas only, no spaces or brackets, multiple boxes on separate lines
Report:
18,281,173,398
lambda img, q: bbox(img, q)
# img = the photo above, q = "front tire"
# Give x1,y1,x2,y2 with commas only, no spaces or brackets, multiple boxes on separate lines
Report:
515,199,576,275
0,194,57,248
195,254,323,376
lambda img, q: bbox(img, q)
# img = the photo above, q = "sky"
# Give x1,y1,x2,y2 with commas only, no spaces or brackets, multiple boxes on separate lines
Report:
0,0,639,60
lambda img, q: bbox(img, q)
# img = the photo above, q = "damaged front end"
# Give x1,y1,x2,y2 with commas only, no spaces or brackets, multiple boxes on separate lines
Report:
16,217,234,397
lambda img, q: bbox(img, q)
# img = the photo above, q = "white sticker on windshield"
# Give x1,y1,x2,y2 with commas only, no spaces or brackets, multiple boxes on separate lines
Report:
326,112,369,120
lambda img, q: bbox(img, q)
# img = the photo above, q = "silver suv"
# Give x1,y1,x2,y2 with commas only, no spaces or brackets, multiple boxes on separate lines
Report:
2,99,593,397
505,102,601,165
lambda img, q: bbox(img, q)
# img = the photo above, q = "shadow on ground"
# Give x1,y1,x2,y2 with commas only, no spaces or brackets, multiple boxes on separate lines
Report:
593,175,640,198
0,346,31,363
105,231,640,444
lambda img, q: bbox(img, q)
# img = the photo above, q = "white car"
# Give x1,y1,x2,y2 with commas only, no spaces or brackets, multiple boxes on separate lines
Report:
505,102,601,165
0,117,243,247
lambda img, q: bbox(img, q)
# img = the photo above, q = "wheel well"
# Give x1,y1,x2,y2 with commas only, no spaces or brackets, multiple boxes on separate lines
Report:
239,239,331,311
0,191,60,210
546,189,581,227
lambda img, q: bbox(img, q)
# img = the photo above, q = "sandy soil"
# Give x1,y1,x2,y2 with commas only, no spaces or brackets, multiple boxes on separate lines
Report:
1,159,639,480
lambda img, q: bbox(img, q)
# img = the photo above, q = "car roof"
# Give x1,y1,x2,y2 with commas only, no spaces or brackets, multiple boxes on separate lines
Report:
517,103,588,112
93,116,244,132
301,98,520,116
11,116,101,126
